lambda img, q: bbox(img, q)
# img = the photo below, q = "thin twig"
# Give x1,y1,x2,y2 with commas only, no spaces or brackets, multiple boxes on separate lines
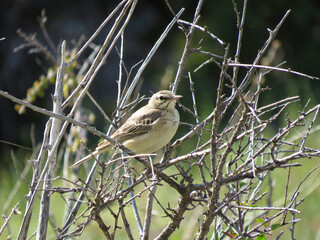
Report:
142,185,157,240
172,0,203,93
0,201,21,236
66,0,127,66
227,62,319,80
120,8,184,105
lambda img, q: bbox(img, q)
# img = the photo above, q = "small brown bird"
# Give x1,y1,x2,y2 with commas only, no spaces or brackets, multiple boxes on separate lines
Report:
70,90,182,168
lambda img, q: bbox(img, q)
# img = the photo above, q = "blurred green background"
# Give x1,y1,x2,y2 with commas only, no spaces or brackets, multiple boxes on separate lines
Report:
0,0,320,239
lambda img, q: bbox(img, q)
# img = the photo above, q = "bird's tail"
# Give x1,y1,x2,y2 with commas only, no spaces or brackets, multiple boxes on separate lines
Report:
70,150,100,168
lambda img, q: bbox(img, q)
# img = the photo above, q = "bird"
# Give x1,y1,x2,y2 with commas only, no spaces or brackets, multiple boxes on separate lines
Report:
70,90,182,168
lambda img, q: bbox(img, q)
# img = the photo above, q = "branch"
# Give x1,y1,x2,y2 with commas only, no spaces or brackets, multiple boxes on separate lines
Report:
227,62,319,80
0,201,21,236
172,0,204,93
37,40,65,239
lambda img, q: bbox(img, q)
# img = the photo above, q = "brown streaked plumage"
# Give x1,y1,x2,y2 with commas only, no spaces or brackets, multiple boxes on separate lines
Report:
70,90,182,168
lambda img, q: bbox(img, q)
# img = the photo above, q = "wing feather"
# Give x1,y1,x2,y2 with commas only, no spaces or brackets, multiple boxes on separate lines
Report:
96,108,162,150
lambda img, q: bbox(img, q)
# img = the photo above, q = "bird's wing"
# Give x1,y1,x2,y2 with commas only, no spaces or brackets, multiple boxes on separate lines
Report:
113,108,162,142
96,108,162,151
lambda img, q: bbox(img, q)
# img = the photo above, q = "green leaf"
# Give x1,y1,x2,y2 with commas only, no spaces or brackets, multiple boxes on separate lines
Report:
215,232,220,240
36,89,45,98
271,223,281,231
229,226,235,234
239,182,247,188
256,234,267,240
255,218,264,223
244,225,250,232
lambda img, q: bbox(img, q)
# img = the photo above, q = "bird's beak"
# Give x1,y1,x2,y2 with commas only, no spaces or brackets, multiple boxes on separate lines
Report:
173,94,183,100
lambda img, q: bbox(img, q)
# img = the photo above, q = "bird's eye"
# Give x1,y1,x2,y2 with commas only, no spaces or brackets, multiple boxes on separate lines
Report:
159,96,164,100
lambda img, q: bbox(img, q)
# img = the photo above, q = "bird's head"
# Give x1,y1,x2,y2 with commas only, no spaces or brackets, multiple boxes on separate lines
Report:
148,90,182,110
